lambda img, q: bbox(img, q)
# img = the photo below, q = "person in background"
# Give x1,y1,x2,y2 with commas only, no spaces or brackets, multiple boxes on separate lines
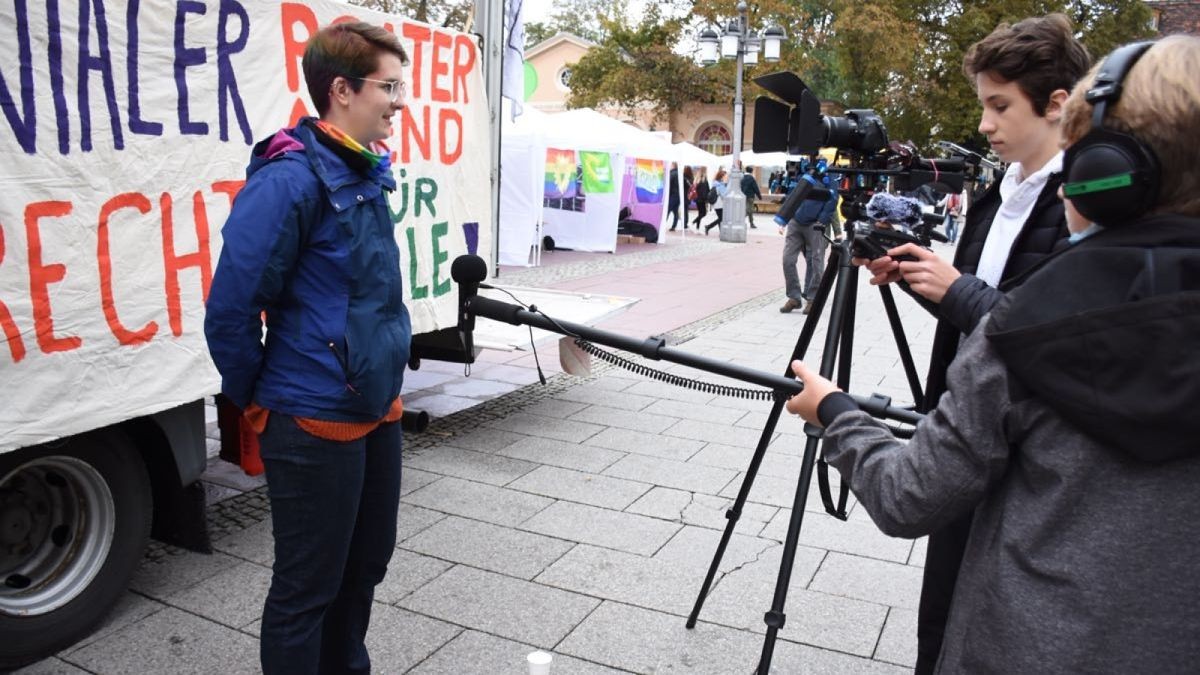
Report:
667,164,682,232
780,161,838,314
741,165,763,229
691,166,710,231
204,22,412,675
857,14,1090,673
682,165,695,230
788,35,1200,673
940,191,962,243
704,167,729,235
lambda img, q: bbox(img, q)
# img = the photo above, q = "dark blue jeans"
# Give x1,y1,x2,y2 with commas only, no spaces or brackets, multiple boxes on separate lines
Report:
258,414,402,675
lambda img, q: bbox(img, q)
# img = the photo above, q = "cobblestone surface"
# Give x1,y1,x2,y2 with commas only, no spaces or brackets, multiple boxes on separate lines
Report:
496,238,725,287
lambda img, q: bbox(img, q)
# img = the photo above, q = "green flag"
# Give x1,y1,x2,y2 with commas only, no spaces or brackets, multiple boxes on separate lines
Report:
580,151,614,193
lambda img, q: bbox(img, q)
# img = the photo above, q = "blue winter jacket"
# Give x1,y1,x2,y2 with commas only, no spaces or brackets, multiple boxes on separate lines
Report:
790,174,838,225
204,118,412,422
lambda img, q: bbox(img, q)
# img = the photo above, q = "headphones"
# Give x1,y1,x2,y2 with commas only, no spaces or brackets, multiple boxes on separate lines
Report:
1062,41,1160,226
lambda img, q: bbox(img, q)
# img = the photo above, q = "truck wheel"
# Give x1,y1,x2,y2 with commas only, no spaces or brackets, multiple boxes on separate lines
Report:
0,431,152,669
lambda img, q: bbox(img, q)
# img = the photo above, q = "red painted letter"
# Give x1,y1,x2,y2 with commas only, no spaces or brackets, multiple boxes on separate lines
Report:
98,193,159,345
453,35,476,104
161,192,213,336
439,108,463,164
430,30,453,102
25,201,81,354
402,23,432,100
280,3,317,93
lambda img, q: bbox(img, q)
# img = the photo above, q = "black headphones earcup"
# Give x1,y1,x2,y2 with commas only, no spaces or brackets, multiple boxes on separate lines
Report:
1063,127,1159,227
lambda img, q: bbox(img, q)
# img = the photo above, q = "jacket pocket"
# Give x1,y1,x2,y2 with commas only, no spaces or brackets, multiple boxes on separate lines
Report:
327,340,361,397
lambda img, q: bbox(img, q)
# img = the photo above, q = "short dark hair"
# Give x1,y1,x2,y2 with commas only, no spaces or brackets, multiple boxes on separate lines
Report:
303,22,410,116
963,13,1091,116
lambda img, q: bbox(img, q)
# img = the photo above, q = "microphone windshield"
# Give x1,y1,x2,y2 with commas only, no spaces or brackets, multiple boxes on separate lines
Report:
451,255,489,284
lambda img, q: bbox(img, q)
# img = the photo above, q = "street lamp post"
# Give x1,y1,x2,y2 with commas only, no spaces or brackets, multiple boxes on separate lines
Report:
698,3,785,243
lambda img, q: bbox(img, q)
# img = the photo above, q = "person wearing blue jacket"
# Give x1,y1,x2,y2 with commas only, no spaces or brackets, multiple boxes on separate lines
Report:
204,22,411,675
779,167,839,314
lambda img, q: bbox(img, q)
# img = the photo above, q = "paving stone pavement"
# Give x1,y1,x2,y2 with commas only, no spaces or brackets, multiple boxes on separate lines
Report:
19,234,952,674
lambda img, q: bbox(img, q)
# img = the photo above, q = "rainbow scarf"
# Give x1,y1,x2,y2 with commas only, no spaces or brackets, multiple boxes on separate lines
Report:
314,120,392,179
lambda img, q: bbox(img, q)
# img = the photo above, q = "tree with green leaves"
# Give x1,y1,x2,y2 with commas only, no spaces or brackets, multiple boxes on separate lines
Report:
565,6,720,126
899,0,1155,151
562,0,1155,152
520,0,634,47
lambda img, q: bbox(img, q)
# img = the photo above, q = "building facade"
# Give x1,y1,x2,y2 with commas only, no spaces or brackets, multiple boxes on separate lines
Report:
1146,1,1200,34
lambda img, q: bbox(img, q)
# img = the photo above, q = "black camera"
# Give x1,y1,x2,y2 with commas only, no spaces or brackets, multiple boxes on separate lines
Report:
751,72,890,156
750,72,965,189
851,223,926,262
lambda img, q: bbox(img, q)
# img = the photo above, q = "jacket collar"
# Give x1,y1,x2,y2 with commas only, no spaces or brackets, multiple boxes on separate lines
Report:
296,118,397,194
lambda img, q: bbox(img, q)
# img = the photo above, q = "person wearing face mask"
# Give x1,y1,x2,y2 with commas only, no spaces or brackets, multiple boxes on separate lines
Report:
789,35,1200,673
856,14,1090,673
204,22,411,675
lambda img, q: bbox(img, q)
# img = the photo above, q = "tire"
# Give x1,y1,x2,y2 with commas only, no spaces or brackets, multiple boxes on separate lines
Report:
0,430,152,669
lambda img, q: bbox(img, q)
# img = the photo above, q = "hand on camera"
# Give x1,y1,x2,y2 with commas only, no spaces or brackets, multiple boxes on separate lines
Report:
856,256,902,285
787,360,841,426
891,244,961,303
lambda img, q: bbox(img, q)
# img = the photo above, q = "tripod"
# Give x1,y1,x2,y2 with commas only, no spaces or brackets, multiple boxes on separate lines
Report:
449,252,925,673
685,236,926,673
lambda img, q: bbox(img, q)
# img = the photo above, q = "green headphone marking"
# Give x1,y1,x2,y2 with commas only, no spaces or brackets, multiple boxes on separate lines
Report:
1063,173,1134,196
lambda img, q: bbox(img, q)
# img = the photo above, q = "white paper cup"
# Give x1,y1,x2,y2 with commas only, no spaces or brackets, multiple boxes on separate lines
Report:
527,650,553,675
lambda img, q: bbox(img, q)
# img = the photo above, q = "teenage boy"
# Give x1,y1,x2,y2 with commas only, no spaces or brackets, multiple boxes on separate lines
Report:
788,34,1200,672
205,23,411,675
858,14,1090,673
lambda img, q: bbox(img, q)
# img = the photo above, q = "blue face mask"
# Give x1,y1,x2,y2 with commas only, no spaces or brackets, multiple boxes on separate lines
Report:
1068,222,1105,244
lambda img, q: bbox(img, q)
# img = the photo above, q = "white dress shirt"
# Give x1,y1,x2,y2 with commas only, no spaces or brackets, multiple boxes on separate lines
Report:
975,152,1063,287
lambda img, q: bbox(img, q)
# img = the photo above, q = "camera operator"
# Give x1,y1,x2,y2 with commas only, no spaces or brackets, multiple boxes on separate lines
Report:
780,159,840,314
790,35,1200,673
854,15,1089,672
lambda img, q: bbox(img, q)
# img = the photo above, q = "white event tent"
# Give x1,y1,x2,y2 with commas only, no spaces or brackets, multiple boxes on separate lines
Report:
499,107,718,265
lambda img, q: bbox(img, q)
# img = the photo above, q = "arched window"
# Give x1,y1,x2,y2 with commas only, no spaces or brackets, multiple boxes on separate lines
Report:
695,123,732,156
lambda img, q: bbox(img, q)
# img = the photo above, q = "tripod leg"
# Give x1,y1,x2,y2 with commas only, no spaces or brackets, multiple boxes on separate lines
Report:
686,245,843,629
686,399,786,628
835,265,859,390
878,284,924,404
759,437,820,673
758,244,857,674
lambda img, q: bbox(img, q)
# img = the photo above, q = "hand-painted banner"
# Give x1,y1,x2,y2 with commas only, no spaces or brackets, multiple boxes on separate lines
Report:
634,158,664,203
544,148,578,198
0,0,491,452
580,150,614,194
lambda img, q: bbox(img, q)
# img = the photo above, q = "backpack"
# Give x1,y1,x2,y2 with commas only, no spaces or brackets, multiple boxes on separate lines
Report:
707,186,719,205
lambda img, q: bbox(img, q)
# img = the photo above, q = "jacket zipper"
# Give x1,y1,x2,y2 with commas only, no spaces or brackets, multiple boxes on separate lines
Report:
327,342,361,395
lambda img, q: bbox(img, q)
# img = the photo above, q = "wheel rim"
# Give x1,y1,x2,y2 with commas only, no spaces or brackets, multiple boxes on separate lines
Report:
0,456,116,616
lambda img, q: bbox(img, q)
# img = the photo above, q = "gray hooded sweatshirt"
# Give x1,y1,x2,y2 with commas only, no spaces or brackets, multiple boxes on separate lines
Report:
821,216,1200,673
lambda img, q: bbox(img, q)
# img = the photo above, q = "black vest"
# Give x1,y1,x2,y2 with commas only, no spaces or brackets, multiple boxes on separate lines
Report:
920,172,1070,411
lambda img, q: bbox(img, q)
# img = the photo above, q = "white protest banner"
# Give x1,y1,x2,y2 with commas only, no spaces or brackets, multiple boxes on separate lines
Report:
0,0,491,451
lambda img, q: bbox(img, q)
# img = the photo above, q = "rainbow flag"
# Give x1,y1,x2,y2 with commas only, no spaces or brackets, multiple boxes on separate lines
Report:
634,158,664,203
544,148,579,198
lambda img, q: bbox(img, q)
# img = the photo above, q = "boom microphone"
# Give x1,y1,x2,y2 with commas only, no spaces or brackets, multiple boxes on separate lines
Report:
450,254,489,361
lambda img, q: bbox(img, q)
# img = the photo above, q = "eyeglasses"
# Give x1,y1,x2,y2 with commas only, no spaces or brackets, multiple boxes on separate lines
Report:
352,77,406,103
